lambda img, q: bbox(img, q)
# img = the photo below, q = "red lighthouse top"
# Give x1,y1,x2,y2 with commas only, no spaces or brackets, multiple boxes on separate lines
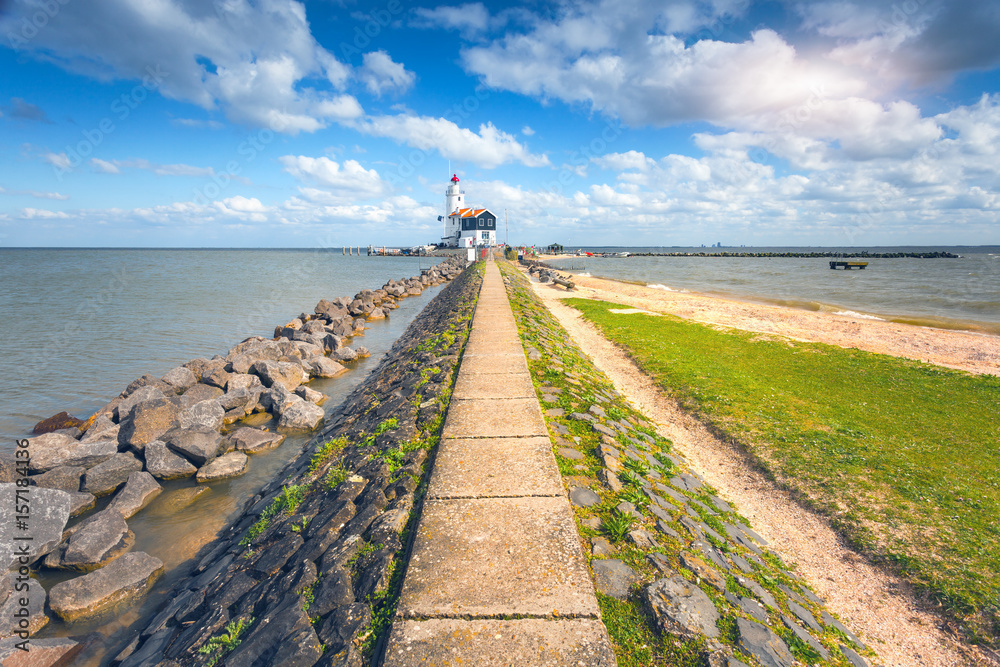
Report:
451,174,460,182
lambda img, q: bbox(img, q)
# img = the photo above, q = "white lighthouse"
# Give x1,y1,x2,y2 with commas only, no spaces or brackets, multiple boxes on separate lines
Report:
439,173,497,248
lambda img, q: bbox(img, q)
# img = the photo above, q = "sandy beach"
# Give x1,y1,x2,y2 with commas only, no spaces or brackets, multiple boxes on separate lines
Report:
528,269,996,666
535,261,1000,377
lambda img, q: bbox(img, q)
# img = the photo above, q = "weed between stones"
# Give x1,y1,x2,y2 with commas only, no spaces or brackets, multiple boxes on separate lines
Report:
500,261,878,667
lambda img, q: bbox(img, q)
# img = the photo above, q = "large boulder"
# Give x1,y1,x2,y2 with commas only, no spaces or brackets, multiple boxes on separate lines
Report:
0,575,47,637
31,411,84,435
160,366,197,393
196,452,249,483
144,441,197,481
226,373,263,392
47,552,164,622
644,576,720,640
228,428,285,454
304,356,347,378
115,386,166,422
178,384,224,408
736,618,795,667
26,434,116,473
250,360,308,391
163,427,223,466
106,472,162,519
45,508,134,572
592,559,638,600
218,387,260,414
82,453,144,497
331,347,358,362
277,398,325,431
118,397,181,450
175,400,224,431
30,465,84,493
79,415,118,443
0,484,71,568
315,299,349,320
0,636,88,665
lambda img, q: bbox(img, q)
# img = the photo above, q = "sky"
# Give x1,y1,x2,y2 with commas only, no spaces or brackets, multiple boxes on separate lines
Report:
1,0,999,248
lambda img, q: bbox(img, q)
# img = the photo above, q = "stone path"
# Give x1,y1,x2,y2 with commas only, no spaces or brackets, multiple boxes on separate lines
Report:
384,260,615,666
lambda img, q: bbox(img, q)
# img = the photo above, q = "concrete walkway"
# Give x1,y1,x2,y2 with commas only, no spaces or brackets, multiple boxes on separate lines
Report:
384,260,615,666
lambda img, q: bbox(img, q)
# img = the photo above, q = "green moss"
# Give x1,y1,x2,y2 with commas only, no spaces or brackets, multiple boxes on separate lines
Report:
198,617,253,666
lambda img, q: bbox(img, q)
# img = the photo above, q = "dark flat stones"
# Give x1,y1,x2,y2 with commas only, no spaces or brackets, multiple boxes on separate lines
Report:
781,615,829,659
144,440,198,480
736,618,794,667
0,483,71,568
644,576,720,639
196,451,249,483
31,465,84,492
163,426,222,466
48,551,164,622
106,471,162,519
592,559,638,600
679,552,726,592
787,599,822,633
569,486,601,508
82,452,144,497
47,508,134,572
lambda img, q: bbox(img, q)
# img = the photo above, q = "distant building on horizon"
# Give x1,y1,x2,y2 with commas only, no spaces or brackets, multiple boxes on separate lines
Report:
439,174,497,248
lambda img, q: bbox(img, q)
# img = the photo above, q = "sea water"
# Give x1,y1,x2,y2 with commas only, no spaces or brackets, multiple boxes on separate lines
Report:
546,246,1000,334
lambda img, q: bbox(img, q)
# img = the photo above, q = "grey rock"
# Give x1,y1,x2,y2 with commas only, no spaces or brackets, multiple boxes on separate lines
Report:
251,360,307,391
277,397,325,430
647,552,671,573
0,636,88,664
106,472,162,519
679,552,726,591
644,576,720,639
175,399,224,431
627,529,659,550
161,365,197,392
118,397,181,449
569,486,601,508
68,491,97,517
840,644,870,667
616,500,641,519
1,484,71,568
671,473,704,492
780,615,829,659
0,575,47,637
80,414,117,442
726,592,768,622
196,452,249,483
224,593,323,666
227,372,264,392
591,537,616,557
592,559,638,600
305,356,348,378
48,551,164,622
295,385,326,404
736,618,794,667
655,520,681,540
739,577,778,610
82,452,144,497
26,433,117,473
729,553,754,573
55,508,134,571
201,367,231,389
332,346,358,362
31,465,84,492
178,383,224,407
144,440,198,480
116,386,166,421
163,427,223,466
787,599,822,633
709,494,733,513
228,427,286,454
557,446,585,461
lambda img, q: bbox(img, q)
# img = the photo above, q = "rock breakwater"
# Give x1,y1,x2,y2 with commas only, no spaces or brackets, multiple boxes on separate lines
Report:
110,259,481,666
1,258,466,656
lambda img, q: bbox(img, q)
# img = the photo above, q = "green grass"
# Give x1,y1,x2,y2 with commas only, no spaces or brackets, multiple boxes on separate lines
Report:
309,436,348,473
596,593,705,666
239,483,307,546
198,617,253,666
568,297,1000,643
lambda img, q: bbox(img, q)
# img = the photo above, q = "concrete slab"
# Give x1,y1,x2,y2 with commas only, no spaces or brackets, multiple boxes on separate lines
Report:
384,618,616,667
453,370,536,399
428,437,564,499
444,398,547,438
464,337,525,356
397,497,600,618
467,328,524,346
457,353,529,376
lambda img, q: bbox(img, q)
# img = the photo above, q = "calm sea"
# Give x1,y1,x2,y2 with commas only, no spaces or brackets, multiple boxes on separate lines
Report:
0,249,446,444
546,246,1000,334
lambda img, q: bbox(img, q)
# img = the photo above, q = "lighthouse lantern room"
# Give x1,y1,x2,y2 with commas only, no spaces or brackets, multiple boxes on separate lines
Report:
439,174,497,248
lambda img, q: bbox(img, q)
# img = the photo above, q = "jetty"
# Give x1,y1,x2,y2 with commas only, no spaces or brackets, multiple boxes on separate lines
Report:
384,258,613,664
829,261,868,270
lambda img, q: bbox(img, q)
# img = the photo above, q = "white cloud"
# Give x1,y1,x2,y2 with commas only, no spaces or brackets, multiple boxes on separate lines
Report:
43,152,72,170
0,187,70,200
90,158,120,174
172,118,225,129
591,151,655,172
411,3,491,34
0,0,358,134
352,114,549,168
280,155,389,201
20,208,69,219
359,51,416,97
521,125,534,136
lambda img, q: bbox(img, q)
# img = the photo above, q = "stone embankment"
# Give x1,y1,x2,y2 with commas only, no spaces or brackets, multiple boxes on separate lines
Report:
501,262,876,667
109,261,481,666
0,258,466,657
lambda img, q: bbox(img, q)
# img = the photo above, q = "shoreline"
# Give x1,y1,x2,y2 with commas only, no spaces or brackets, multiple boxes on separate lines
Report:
534,265,1000,377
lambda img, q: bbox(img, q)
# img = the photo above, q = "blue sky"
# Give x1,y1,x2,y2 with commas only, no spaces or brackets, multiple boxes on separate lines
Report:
1,0,999,247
